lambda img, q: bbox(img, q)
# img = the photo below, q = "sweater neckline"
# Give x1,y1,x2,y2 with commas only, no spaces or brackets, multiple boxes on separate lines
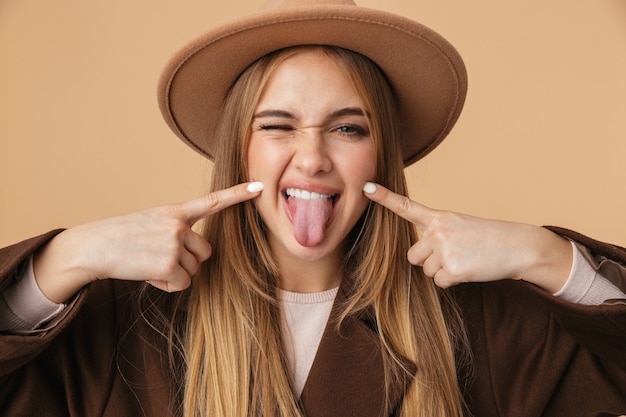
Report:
277,287,339,304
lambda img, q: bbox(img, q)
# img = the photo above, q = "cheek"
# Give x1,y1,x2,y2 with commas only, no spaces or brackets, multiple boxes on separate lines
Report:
247,138,298,191
246,137,287,217
341,145,376,183
247,137,278,180
246,138,261,178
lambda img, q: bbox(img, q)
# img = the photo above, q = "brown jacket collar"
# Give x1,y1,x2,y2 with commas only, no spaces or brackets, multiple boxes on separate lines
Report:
299,284,412,417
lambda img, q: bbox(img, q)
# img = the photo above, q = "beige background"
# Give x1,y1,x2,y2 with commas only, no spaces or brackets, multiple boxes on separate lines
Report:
1,0,624,248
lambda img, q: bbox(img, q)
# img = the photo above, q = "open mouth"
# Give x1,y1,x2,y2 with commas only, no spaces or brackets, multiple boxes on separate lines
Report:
282,187,340,247
283,188,339,205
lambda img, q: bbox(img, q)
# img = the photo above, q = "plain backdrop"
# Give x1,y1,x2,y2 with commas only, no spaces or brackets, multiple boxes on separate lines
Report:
1,0,625,247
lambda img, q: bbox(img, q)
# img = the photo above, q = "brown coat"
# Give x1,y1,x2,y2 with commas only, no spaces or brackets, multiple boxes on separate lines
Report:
1,228,625,417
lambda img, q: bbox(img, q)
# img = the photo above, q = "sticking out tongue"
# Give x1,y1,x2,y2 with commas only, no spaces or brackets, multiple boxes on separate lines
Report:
287,196,333,247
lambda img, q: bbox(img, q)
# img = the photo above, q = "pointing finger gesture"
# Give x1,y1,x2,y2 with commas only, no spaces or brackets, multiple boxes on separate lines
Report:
363,182,572,291
362,182,437,231
34,182,264,302
180,181,265,225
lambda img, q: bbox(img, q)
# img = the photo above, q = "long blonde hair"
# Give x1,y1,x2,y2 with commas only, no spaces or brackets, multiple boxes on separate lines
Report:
176,46,470,417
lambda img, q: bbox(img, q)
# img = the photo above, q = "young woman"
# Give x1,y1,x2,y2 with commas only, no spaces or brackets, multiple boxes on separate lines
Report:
1,1,625,416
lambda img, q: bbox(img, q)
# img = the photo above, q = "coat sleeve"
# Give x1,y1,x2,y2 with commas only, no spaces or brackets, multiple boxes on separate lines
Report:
547,226,626,300
459,228,626,417
0,233,176,417
0,231,90,378
540,226,626,369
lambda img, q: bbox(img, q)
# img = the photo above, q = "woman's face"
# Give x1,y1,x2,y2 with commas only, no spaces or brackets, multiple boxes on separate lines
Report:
247,48,376,263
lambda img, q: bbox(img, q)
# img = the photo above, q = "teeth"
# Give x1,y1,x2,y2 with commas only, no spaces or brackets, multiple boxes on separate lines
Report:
285,188,333,200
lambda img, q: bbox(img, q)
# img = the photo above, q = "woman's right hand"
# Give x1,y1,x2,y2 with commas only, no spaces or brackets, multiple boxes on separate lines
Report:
33,182,263,303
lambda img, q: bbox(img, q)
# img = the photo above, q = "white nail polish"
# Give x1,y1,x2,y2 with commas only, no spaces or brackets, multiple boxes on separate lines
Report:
246,182,264,193
363,182,377,194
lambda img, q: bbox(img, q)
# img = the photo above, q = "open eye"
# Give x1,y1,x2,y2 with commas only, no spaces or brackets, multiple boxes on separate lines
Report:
334,124,369,138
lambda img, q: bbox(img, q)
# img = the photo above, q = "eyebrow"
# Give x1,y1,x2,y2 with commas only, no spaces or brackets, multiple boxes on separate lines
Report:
253,109,296,119
253,107,367,120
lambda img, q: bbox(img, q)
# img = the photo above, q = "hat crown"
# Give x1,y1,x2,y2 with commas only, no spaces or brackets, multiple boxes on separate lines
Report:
259,0,356,12
160,0,466,165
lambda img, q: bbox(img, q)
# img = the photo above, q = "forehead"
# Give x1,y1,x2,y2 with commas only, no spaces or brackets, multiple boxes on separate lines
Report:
255,48,366,117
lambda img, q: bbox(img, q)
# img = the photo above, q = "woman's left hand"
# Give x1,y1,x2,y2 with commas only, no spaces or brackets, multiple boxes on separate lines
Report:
363,182,573,292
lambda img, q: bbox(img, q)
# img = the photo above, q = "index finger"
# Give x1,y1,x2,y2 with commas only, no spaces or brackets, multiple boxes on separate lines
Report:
181,182,263,225
362,182,434,230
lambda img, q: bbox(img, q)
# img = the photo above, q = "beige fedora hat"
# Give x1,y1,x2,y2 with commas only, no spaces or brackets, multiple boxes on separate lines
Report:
158,0,467,166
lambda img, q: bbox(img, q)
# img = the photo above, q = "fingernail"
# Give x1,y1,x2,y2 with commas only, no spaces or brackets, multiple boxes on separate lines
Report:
246,182,264,193
363,182,377,194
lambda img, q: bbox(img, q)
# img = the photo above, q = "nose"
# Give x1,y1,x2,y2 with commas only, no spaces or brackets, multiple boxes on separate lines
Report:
292,128,332,176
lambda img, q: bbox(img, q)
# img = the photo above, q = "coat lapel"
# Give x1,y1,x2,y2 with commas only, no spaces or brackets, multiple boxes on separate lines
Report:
299,284,412,417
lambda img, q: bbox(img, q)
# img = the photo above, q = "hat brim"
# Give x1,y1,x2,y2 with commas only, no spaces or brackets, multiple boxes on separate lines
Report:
158,4,467,166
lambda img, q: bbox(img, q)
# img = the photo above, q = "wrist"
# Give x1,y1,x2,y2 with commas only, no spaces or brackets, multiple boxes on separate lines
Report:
33,229,96,304
517,227,573,293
